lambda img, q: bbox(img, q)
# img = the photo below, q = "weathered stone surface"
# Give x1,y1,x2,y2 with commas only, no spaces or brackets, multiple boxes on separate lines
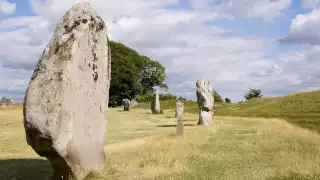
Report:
122,99,131,111
176,101,184,136
196,78,214,126
23,2,111,179
151,92,161,114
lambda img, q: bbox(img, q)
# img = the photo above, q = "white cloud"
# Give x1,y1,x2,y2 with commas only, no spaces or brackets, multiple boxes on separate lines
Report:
0,16,44,28
301,0,320,8
188,0,292,23
278,45,320,90
0,0,318,102
281,10,320,45
0,0,16,14
0,67,32,100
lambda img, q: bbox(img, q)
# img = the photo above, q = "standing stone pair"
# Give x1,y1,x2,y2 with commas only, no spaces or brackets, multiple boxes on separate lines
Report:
23,2,110,180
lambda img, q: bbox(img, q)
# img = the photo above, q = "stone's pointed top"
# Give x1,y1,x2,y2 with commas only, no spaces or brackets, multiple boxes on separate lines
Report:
70,1,94,9
73,1,92,6
176,101,184,106
196,78,212,88
53,0,106,44
64,1,98,18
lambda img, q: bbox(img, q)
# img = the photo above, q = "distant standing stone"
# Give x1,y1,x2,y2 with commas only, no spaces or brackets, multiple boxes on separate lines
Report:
196,78,214,126
0,97,12,106
176,101,184,136
122,99,131,111
23,2,111,179
151,92,161,114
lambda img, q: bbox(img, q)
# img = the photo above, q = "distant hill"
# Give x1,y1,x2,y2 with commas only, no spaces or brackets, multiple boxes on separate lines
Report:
134,90,320,132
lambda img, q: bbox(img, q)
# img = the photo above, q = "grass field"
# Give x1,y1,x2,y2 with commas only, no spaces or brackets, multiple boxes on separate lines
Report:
134,90,320,132
1,104,320,180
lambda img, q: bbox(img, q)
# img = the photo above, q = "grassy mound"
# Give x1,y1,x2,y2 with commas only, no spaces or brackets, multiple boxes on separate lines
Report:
134,90,320,132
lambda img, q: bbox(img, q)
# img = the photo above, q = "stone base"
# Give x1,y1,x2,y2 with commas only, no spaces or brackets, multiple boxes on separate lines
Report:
176,120,184,136
198,111,213,126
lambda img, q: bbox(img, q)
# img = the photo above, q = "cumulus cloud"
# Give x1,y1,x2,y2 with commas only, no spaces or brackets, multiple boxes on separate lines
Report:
0,0,16,14
0,16,44,28
280,10,320,45
301,0,320,8
188,0,292,23
278,45,320,92
0,0,318,102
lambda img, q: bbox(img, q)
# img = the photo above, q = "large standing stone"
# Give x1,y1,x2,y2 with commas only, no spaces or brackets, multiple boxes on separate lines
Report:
176,101,184,136
151,92,161,114
23,2,111,179
122,99,131,111
196,79,214,126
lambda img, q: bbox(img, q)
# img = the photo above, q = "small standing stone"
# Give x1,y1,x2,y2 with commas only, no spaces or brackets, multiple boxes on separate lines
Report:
151,92,161,114
122,99,131,111
196,78,214,126
176,101,184,136
0,97,12,106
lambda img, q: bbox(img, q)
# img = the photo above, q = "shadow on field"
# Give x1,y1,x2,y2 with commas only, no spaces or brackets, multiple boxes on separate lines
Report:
267,172,320,180
157,124,197,128
183,119,197,122
0,158,52,180
163,116,197,122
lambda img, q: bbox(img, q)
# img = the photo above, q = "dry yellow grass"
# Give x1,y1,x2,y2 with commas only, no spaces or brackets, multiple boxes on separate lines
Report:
1,106,320,180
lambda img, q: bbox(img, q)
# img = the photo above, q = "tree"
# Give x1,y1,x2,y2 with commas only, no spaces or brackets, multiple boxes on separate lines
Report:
108,41,168,107
178,96,187,101
137,56,168,93
109,41,143,107
225,97,231,103
213,90,223,103
244,88,263,100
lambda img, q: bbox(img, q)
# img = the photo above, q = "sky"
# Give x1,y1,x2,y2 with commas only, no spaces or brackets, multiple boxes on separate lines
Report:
1,0,320,102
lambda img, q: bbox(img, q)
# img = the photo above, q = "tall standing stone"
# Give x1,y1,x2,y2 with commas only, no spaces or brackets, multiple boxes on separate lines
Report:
23,3,111,179
196,78,214,126
151,92,161,114
122,99,131,111
176,101,184,136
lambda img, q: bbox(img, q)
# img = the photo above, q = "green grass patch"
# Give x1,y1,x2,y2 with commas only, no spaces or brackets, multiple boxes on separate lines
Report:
134,90,320,132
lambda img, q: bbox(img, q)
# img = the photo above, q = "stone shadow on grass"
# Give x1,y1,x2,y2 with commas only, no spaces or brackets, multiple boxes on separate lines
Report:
0,158,52,180
117,109,129,112
157,124,197,128
267,172,320,180
183,119,197,122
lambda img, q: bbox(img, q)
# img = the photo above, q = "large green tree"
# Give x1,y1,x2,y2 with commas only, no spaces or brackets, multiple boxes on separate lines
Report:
244,88,263,100
108,41,167,107
138,56,168,94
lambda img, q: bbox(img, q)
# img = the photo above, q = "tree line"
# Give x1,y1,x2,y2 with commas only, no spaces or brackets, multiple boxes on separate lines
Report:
136,92,186,103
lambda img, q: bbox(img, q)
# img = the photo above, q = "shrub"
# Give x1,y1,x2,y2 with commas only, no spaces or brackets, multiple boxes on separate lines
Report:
225,97,231,103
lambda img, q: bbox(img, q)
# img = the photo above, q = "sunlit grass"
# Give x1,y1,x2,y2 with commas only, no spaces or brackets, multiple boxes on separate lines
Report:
134,90,320,132
1,106,320,179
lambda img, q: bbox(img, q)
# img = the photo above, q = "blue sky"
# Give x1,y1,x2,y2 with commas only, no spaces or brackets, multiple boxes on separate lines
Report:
1,0,320,102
